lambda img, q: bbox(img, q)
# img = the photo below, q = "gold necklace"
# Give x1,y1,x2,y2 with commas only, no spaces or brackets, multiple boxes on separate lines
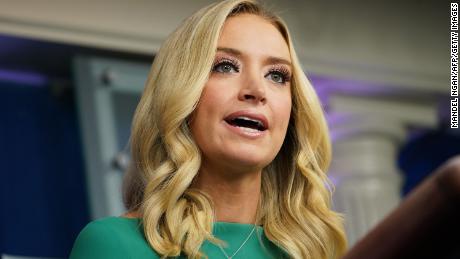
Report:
216,224,257,259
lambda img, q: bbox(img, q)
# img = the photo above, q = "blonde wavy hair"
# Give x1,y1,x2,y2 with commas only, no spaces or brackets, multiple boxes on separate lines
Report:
123,0,347,258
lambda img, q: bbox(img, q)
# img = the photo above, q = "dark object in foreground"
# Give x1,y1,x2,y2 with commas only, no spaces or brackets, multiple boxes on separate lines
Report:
342,156,460,259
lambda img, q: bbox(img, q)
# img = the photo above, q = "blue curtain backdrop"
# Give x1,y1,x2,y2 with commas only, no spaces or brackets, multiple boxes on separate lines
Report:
398,128,460,196
0,81,89,257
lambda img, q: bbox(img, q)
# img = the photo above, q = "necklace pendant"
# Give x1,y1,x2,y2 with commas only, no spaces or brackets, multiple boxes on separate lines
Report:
217,225,256,259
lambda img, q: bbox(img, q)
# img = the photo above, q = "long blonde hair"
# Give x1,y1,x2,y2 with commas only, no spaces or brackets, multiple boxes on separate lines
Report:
123,0,347,258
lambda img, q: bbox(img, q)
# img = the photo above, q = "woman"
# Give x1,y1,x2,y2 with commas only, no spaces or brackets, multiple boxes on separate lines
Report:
70,0,347,258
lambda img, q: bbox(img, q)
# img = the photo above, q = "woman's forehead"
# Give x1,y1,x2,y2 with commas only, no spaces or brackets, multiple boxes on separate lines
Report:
218,14,291,62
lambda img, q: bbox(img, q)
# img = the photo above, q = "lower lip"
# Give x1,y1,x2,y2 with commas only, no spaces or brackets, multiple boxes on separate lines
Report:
224,121,267,139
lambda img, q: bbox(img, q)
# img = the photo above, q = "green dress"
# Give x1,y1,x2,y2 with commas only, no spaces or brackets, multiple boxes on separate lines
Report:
69,217,289,258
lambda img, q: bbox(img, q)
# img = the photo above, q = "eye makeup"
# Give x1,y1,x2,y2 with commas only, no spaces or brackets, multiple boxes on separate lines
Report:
266,65,291,84
212,56,241,73
211,54,292,85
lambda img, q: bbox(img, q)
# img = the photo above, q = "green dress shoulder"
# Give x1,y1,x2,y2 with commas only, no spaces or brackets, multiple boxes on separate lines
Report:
69,217,289,259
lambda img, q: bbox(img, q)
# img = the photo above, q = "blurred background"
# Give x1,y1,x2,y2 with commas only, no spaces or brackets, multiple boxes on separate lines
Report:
0,1,456,258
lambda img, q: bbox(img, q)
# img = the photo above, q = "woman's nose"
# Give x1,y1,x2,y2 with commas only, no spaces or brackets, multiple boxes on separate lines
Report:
238,71,267,104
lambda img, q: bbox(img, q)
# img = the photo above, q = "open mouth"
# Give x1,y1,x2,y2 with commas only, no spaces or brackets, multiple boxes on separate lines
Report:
224,116,267,131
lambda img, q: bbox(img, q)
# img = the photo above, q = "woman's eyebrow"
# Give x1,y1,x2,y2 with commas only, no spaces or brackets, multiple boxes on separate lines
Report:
266,56,292,68
217,47,242,57
216,47,292,67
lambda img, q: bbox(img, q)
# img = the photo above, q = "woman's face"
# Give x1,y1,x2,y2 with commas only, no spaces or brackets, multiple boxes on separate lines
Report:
190,14,292,174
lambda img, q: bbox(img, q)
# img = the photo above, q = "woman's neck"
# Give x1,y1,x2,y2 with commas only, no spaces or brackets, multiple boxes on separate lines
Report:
122,211,140,218
191,165,262,224
123,167,262,224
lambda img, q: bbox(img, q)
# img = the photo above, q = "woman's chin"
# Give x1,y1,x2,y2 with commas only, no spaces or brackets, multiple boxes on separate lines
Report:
223,151,272,170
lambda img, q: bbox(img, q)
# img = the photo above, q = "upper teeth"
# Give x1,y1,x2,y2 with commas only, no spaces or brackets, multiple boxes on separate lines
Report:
235,116,264,128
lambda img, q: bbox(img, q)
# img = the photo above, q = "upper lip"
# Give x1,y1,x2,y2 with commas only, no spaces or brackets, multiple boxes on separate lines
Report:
224,110,269,130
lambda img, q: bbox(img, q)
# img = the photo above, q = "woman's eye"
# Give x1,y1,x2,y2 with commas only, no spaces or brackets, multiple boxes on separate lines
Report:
213,62,238,73
266,72,286,84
